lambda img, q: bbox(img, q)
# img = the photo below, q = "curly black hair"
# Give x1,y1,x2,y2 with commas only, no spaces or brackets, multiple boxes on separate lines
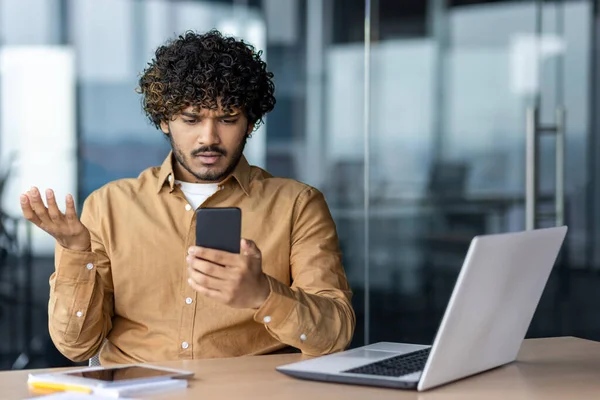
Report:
137,29,276,130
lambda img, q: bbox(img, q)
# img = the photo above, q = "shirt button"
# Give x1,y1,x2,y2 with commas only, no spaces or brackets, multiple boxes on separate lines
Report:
86,263,94,270
263,316,271,324
76,311,83,318
300,333,307,342
185,204,192,211
185,297,193,305
181,341,189,349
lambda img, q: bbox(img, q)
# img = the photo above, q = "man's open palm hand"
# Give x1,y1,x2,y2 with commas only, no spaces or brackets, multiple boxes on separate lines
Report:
20,187,91,252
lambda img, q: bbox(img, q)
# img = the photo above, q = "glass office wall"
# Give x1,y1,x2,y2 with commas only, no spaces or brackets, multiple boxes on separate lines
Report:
0,0,598,369
364,0,598,345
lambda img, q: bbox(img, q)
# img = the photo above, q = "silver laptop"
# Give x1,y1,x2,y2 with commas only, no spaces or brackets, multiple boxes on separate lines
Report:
276,226,568,391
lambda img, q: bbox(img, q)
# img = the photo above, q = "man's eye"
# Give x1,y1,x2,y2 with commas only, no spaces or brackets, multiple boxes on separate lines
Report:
184,119,197,124
221,119,237,124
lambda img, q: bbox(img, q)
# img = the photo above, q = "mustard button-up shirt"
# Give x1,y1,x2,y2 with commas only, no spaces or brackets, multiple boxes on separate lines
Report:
49,153,355,364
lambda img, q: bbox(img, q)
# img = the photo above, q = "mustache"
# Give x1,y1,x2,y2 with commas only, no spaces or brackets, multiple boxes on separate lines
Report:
191,146,227,157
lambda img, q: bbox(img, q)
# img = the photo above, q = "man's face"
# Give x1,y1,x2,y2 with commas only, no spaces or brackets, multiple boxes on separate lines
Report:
161,105,252,183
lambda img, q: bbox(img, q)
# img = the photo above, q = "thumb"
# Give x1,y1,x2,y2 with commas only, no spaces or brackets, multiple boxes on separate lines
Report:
241,238,260,257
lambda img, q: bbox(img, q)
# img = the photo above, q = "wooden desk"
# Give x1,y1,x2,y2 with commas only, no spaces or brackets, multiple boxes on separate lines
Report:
4,337,600,399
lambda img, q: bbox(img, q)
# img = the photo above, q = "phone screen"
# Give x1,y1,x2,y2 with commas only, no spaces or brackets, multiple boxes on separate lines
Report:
63,366,177,382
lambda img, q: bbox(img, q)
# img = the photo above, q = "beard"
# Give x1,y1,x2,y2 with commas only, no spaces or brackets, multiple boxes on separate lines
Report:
168,128,247,183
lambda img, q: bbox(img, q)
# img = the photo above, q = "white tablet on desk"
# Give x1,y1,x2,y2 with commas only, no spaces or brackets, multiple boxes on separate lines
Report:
28,364,194,389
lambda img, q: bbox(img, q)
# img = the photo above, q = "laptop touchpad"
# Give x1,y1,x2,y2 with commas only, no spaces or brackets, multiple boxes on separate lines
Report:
338,349,396,360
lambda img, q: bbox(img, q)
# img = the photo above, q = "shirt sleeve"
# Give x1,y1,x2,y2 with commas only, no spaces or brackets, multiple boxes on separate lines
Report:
48,194,114,362
254,187,356,356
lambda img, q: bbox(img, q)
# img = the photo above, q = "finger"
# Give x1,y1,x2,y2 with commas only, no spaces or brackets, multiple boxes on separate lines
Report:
20,194,43,226
187,271,223,292
28,187,53,226
64,194,78,222
188,278,223,301
188,246,240,267
45,189,64,222
187,257,230,280
241,239,261,258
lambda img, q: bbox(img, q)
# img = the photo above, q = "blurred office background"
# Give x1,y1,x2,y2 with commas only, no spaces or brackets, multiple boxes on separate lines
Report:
0,0,599,369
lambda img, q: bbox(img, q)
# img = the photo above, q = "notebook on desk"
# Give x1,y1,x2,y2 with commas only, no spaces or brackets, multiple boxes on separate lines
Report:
28,364,193,397
276,226,568,391
25,393,134,400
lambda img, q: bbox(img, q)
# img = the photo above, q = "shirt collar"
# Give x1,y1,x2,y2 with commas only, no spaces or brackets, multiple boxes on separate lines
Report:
156,151,251,196
156,152,176,193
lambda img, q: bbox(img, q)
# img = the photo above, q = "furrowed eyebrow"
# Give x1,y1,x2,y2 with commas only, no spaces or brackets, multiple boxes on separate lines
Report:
181,112,240,119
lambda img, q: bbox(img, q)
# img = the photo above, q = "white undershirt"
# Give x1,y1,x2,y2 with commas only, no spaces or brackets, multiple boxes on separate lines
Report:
175,180,220,210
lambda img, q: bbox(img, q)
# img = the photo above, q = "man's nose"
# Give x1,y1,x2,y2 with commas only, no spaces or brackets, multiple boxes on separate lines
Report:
196,120,220,145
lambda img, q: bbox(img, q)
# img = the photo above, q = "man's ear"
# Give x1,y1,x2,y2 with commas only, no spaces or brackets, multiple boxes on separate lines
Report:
160,121,169,135
247,123,255,136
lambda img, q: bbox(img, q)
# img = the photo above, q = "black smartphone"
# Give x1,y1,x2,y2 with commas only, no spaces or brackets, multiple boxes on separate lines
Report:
195,207,241,253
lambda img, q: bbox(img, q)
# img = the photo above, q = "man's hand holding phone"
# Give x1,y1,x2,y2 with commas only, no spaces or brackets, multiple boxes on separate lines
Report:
19,187,91,252
186,239,271,309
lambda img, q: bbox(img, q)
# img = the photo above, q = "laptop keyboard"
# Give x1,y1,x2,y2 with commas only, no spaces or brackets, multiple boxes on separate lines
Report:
343,347,431,377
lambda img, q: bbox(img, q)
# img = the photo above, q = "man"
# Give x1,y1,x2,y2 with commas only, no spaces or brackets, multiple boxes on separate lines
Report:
19,30,355,364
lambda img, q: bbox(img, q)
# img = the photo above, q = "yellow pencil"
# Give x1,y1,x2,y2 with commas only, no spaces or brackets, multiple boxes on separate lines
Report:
28,381,92,394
